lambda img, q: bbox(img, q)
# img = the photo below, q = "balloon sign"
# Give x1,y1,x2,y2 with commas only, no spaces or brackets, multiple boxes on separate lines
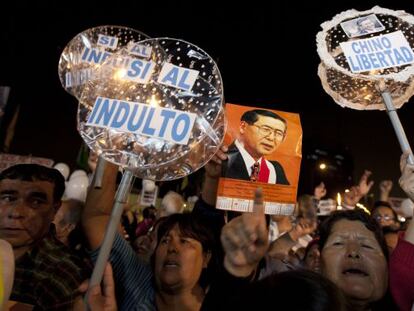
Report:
58,25,149,99
77,38,225,181
317,6,414,164
317,6,414,110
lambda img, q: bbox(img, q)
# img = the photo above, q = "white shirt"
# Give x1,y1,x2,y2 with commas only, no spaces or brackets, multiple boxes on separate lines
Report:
235,139,277,183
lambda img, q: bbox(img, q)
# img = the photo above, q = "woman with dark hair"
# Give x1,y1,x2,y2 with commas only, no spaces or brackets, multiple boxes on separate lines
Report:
84,161,238,310
318,209,397,311
303,238,320,273
152,213,218,310
371,201,400,230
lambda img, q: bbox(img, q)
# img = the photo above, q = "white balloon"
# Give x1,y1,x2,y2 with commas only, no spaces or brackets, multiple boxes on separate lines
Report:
142,179,156,192
65,175,89,202
54,163,70,180
70,169,88,180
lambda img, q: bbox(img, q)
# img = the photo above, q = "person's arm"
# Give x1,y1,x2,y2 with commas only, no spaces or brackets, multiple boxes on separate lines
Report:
342,170,374,209
399,152,414,244
82,160,118,250
267,217,317,257
201,145,228,205
388,152,414,311
192,145,228,229
220,188,268,277
379,180,393,202
357,169,374,197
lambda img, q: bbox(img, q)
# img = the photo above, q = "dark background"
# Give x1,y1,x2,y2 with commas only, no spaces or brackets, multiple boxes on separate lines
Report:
0,0,413,200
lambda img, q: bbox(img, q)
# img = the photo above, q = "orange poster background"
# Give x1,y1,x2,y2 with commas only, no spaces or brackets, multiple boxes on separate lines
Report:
217,103,302,210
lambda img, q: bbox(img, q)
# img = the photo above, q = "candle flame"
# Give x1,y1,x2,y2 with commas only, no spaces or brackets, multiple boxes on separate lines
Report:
337,193,342,210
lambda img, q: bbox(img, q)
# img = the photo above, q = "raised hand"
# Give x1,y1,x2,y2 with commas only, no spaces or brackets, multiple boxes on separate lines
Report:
342,186,361,208
289,217,317,242
220,188,269,277
379,180,393,201
204,145,228,179
358,170,374,197
379,180,393,194
201,145,228,205
79,263,117,311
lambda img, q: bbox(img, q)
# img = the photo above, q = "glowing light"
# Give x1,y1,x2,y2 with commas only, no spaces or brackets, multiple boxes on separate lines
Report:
114,68,127,80
337,193,342,210
345,189,350,193
356,203,371,215
148,95,159,107
363,94,373,101
319,163,327,170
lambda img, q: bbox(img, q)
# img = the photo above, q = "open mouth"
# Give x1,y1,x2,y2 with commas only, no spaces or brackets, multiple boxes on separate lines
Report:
163,260,180,268
342,268,369,277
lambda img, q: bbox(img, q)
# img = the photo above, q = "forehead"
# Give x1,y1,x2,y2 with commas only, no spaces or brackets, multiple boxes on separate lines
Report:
165,224,185,236
163,224,200,241
330,219,376,239
373,206,393,214
255,115,286,130
0,179,55,196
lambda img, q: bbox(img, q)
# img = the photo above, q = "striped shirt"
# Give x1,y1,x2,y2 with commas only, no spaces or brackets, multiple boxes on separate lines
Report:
90,233,155,311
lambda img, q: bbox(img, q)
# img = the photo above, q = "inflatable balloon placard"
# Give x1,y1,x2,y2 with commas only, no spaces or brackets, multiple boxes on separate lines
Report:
58,26,149,99
317,6,414,110
77,38,225,181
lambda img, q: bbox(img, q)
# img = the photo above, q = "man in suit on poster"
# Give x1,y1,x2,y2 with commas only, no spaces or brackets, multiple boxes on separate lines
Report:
222,109,289,185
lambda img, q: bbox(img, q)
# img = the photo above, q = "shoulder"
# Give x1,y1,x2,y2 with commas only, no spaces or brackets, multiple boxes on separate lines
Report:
35,235,90,284
269,160,284,170
268,160,289,185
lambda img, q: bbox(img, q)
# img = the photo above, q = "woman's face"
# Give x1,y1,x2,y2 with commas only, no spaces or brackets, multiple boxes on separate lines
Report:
154,225,210,293
372,206,396,228
304,243,320,273
321,219,387,305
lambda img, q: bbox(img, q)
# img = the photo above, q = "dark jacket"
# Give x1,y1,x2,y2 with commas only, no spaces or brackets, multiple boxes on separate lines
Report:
222,143,289,185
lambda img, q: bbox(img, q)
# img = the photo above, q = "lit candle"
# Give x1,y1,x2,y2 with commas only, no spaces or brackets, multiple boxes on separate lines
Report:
337,193,342,210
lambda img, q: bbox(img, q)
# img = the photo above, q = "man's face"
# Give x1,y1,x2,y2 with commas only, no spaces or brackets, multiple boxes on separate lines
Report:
359,19,375,32
321,220,387,305
240,115,286,159
0,179,58,249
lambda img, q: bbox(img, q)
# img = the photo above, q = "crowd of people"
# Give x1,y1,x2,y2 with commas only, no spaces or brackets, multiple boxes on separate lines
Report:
0,147,414,310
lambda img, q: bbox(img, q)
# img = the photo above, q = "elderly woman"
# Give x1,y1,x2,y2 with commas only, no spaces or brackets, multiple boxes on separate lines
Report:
318,209,396,311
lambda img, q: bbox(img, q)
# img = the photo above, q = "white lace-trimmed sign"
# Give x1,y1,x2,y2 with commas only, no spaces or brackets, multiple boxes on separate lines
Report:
340,31,414,73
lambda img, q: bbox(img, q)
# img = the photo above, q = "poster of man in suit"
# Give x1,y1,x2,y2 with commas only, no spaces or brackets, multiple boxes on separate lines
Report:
217,104,302,215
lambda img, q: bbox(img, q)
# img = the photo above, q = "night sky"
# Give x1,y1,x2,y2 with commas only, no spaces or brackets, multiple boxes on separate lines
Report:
0,0,413,198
